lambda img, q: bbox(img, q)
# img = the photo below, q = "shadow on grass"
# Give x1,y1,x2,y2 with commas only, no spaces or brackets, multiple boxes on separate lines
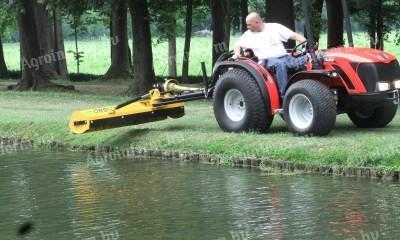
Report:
107,128,152,146
263,122,400,137
332,122,400,136
162,124,200,131
265,126,288,134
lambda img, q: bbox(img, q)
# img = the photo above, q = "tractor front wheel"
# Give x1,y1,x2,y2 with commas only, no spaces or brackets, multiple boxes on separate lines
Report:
347,102,398,128
283,80,336,136
213,69,273,132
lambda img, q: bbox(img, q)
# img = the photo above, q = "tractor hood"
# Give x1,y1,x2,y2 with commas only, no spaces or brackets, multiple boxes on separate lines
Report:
322,47,400,93
323,47,398,63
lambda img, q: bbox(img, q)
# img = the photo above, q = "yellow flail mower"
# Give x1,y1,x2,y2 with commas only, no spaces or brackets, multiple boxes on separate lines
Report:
69,65,210,134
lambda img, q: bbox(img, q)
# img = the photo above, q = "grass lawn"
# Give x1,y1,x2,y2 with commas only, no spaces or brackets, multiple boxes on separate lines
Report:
2,33,400,77
0,90,400,171
2,37,224,76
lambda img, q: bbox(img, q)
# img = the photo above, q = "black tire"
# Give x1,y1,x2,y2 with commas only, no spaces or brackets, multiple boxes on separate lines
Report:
213,69,273,132
283,80,336,136
347,102,398,128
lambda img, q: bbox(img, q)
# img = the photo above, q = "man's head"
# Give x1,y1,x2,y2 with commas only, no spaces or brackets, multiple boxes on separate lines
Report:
246,12,264,32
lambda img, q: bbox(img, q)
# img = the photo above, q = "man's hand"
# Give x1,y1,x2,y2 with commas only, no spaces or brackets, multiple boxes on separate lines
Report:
228,54,239,61
302,41,319,51
290,32,307,43
231,54,239,60
233,44,242,61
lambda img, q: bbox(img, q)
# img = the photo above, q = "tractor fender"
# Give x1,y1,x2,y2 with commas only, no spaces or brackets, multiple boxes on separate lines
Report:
212,60,280,115
286,70,339,92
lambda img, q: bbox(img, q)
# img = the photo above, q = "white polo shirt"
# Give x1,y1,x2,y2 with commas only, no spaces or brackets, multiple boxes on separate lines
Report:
236,23,294,60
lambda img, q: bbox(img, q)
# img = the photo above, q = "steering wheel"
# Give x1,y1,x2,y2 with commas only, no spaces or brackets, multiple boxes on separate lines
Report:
291,40,308,58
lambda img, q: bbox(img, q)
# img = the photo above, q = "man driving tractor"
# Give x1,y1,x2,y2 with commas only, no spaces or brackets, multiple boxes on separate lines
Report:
232,12,308,97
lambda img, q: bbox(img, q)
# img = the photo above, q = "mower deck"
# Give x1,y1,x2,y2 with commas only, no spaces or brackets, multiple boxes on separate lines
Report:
69,89,185,134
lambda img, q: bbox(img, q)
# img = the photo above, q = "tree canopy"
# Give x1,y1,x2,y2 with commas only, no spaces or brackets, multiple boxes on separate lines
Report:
0,0,399,93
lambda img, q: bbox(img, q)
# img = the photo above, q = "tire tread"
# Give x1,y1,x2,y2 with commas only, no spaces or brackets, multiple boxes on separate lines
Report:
213,69,273,132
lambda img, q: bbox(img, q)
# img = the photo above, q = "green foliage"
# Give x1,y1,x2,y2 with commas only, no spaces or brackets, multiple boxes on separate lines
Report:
230,0,242,33
352,0,400,46
67,50,85,65
0,0,17,41
150,0,183,43
248,0,265,17
191,0,211,31
150,0,214,44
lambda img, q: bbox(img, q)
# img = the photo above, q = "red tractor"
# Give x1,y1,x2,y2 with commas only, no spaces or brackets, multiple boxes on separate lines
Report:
210,0,400,136
69,0,400,136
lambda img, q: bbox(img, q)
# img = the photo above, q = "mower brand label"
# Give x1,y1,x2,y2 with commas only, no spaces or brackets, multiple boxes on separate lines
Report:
92,107,114,114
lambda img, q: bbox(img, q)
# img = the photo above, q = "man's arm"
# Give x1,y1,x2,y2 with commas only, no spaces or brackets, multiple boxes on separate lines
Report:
232,43,242,59
290,32,307,43
232,32,249,59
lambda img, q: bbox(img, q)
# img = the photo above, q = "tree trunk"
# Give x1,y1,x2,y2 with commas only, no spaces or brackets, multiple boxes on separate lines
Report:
265,0,296,48
224,0,232,50
110,12,113,58
33,0,61,80
19,41,23,72
182,0,193,82
73,17,80,73
309,0,324,42
376,0,384,50
240,0,248,33
368,8,377,49
101,0,132,80
326,0,344,48
53,10,69,79
168,25,177,78
0,35,9,78
211,0,227,65
128,0,155,95
11,0,73,91
128,45,133,71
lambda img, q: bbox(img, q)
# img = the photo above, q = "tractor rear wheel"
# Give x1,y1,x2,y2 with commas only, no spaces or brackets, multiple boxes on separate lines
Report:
213,69,273,132
347,102,398,128
283,80,336,136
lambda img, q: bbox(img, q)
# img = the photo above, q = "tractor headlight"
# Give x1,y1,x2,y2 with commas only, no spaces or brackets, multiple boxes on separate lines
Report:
327,71,338,78
394,80,400,89
377,82,391,92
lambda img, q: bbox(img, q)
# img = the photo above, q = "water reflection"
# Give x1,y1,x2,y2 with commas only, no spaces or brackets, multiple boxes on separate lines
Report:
1,151,400,240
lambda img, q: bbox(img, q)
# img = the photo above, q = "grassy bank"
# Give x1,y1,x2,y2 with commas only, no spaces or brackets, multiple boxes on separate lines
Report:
1,90,400,171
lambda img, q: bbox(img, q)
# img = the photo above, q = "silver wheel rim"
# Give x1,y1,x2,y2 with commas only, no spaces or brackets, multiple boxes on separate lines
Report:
289,94,314,129
224,89,246,122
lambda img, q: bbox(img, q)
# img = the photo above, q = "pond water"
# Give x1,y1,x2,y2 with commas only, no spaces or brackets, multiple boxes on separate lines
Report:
1,150,399,240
